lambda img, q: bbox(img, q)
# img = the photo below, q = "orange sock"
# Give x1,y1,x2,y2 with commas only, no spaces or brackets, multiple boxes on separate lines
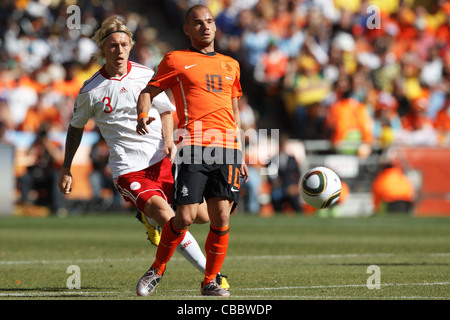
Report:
151,218,187,275
203,225,229,285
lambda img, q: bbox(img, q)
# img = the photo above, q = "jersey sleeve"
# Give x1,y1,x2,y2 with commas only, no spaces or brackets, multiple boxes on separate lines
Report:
231,60,243,99
148,52,178,90
152,91,176,114
70,92,92,128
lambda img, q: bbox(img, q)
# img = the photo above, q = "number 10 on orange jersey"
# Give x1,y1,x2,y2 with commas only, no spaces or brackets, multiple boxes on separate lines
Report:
228,164,240,189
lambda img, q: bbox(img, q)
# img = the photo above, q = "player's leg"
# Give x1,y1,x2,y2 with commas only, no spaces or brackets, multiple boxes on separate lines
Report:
135,210,161,246
148,155,208,276
151,203,199,274
139,198,208,272
115,161,206,290
136,202,200,296
194,200,209,224
139,191,211,277
137,198,208,246
200,148,241,296
194,200,230,289
201,196,232,296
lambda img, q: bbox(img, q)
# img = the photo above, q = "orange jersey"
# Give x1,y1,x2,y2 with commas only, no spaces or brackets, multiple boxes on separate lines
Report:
435,108,450,131
149,48,243,149
372,167,415,211
325,98,374,145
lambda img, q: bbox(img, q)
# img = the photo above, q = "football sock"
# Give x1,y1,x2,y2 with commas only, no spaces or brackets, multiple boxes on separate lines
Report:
203,224,229,285
151,218,187,275
176,230,207,274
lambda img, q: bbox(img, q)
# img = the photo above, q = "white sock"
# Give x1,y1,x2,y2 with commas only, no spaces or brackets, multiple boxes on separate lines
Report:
143,213,207,274
175,231,206,274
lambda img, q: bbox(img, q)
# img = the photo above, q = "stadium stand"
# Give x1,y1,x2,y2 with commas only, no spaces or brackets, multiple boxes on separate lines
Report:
0,0,449,216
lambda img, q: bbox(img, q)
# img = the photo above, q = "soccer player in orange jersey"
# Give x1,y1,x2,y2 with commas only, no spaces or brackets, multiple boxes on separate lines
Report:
136,4,249,297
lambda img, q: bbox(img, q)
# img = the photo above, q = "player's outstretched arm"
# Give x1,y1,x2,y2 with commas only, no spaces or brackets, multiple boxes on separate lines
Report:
136,86,153,135
160,111,176,163
136,85,164,135
58,125,84,195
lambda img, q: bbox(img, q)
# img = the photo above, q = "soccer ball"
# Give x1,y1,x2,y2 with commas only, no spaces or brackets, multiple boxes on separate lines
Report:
300,166,342,209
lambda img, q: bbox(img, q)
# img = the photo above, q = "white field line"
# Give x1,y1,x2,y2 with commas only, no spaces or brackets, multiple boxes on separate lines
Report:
1,282,449,298
1,253,448,299
1,252,449,266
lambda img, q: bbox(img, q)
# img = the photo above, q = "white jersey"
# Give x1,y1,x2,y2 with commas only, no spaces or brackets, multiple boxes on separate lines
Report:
71,61,174,179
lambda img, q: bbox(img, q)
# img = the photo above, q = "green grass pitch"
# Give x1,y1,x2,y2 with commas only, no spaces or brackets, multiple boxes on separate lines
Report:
0,213,449,300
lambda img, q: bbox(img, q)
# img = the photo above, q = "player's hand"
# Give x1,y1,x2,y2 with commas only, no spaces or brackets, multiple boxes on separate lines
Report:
165,140,176,163
136,116,156,135
240,162,249,183
58,169,73,195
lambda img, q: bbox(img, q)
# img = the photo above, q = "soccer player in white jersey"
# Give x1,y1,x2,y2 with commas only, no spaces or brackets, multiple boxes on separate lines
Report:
57,16,229,294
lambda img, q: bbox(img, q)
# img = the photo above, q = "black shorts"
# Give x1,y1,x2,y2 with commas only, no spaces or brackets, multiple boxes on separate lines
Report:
172,146,242,206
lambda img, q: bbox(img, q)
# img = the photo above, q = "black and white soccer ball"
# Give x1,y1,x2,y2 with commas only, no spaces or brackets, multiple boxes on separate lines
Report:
300,166,342,209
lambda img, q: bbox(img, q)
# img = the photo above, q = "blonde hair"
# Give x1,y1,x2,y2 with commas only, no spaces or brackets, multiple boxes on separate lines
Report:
92,16,135,61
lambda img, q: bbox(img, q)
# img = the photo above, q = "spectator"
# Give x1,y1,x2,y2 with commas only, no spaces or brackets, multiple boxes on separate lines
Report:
398,93,438,146
0,97,15,131
252,38,290,129
17,122,66,215
266,0,292,39
88,133,123,211
372,160,415,214
214,0,241,55
373,91,403,149
267,133,302,213
324,73,374,157
238,95,261,214
19,91,62,132
434,92,450,146
253,39,289,95
6,73,39,129
51,62,83,99
398,52,424,102
240,16,271,70
283,52,331,139
1,0,449,217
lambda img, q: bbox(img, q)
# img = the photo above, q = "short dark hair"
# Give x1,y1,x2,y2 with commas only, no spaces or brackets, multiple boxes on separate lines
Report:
185,4,209,23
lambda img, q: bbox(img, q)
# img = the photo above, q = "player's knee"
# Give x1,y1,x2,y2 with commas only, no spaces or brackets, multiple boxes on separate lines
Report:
174,206,197,229
175,214,195,229
144,196,174,224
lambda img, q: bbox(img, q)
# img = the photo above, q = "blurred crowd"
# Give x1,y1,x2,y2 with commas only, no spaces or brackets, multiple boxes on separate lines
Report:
0,0,449,215
203,0,450,151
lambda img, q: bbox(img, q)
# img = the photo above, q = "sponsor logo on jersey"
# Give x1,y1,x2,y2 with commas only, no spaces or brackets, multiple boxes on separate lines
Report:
119,87,128,94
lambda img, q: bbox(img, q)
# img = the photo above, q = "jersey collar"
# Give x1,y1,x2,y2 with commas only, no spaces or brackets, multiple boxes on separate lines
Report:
100,61,132,80
189,47,216,56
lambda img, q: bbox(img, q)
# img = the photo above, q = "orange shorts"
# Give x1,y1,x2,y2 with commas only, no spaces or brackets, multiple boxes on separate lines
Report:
115,157,173,212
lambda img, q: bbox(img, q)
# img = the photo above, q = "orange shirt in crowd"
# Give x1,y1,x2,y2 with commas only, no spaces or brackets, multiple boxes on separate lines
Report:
19,106,61,132
372,166,415,211
401,112,434,130
52,78,83,98
260,47,288,82
17,75,46,93
434,106,450,143
325,98,374,146
435,107,450,131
